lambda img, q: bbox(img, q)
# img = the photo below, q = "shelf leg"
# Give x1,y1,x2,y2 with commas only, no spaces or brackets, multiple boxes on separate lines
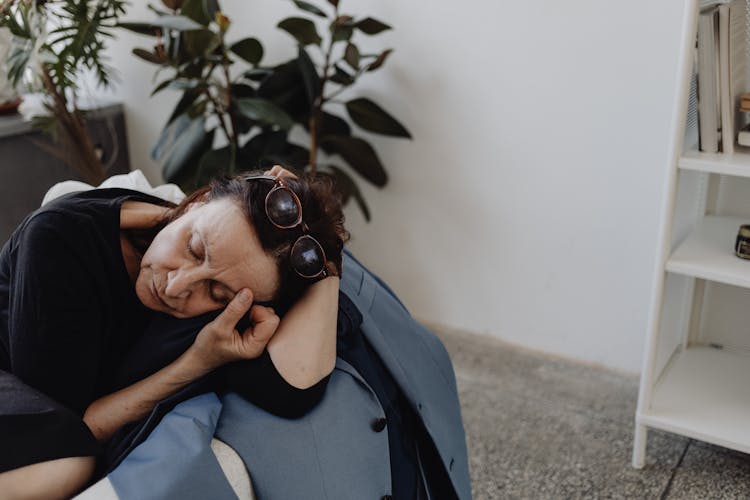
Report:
632,424,647,469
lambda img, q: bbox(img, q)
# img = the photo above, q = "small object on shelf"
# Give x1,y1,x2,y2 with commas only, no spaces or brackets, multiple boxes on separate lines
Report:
0,98,20,115
737,122,750,145
735,224,750,258
740,92,750,111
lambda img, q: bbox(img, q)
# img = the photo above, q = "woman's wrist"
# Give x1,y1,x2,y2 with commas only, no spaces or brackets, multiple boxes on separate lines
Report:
180,345,222,379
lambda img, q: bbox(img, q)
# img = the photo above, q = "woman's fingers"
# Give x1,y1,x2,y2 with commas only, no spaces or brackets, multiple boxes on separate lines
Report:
264,165,298,180
244,305,280,345
214,289,253,331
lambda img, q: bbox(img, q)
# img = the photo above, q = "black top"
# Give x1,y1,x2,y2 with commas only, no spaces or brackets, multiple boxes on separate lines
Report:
337,293,458,500
0,188,327,472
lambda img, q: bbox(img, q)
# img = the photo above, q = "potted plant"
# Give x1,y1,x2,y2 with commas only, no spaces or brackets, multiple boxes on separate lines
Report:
122,0,410,220
0,0,127,184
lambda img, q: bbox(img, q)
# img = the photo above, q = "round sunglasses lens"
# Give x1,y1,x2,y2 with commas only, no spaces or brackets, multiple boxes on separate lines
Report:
266,188,300,228
290,236,325,278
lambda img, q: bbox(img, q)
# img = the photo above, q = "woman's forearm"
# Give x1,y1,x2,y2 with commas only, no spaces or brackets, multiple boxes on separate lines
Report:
83,348,211,443
267,276,339,389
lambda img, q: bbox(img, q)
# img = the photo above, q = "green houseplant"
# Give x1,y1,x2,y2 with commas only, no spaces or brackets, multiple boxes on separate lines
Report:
124,0,410,220
0,0,127,184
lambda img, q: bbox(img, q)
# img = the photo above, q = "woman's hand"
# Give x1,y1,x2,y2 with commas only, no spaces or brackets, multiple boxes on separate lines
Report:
191,289,280,371
83,290,278,444
265,164,298,179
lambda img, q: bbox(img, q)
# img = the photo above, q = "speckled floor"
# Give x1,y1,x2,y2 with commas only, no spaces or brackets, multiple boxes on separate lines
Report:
429,324,750,500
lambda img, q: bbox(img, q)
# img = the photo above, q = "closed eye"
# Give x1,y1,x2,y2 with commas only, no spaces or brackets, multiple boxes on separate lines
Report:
188,235,203,262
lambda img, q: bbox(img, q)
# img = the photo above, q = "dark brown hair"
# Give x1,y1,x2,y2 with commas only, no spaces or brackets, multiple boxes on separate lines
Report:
154,170,349,313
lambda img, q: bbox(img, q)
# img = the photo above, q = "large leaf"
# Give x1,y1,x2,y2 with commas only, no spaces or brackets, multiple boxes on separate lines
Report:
320,135,387,186
168,128,217,187
162,116,210,181
235,98,294,129
257,60,310,121
230,38,263,65
305,112,351,152
184,29,220,57
326,164,370,221
345,98,411,138
152,113,193,161
355,17,391,35
180,0,220,26
318,112,351,137
330,16,353,43
277,17,322,46
150,15,203,31
292,0,327,18
344,43,360,70
297,46,320,107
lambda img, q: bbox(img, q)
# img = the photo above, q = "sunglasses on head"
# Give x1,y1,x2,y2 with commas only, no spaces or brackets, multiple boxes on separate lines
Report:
244,174,329,280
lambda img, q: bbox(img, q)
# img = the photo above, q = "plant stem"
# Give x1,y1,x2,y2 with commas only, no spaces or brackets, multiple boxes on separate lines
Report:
309,6,339,174
221,54,239,174
40,65,105,185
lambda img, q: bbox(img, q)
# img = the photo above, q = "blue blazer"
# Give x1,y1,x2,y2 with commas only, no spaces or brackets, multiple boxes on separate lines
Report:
213,252,472,500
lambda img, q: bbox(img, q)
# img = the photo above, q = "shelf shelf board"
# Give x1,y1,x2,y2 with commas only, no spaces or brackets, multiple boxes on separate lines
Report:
639,346,750,454
679,150,750,178
667,215,750,288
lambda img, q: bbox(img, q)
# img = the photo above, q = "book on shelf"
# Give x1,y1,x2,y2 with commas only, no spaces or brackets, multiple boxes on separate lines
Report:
719,0,748,154
697,5,720,152
695,0,749,154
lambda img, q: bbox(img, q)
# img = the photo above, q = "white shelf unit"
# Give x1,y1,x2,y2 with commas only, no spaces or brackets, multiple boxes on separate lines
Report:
633,0,750,468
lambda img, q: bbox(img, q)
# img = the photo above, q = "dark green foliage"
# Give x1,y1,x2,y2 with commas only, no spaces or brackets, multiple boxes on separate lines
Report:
230,38,263,65
355,17,391,35
130,0,410,220
346,98,411,138
277,17,322,46
320,136,387,186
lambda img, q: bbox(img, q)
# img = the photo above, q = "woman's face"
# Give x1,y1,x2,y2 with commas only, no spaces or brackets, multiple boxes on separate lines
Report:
134,198,280,318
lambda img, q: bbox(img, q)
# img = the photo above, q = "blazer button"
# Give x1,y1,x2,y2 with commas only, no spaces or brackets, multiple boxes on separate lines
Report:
381,496,392,500
371,417,387,432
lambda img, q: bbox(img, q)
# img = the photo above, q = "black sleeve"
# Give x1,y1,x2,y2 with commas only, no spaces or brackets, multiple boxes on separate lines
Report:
217,350,330,418
6,212,105,415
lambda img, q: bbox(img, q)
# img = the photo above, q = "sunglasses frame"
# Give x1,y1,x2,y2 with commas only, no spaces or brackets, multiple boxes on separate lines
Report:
245,174,329,279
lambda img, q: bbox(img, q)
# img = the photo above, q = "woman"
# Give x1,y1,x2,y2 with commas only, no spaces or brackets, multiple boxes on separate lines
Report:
0,166,346,498
107,168,472,500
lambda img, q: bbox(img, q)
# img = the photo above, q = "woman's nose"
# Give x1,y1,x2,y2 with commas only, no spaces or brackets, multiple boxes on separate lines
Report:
165,268,200,299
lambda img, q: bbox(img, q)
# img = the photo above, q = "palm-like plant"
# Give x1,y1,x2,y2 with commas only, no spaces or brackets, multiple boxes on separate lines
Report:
0,0,126,184
125,0,410,220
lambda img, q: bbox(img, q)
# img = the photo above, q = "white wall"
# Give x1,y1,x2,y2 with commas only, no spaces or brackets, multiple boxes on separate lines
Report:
100,0,686,373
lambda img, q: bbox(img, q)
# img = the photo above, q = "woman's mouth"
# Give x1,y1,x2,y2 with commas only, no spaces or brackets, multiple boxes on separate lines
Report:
150,281,172,310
